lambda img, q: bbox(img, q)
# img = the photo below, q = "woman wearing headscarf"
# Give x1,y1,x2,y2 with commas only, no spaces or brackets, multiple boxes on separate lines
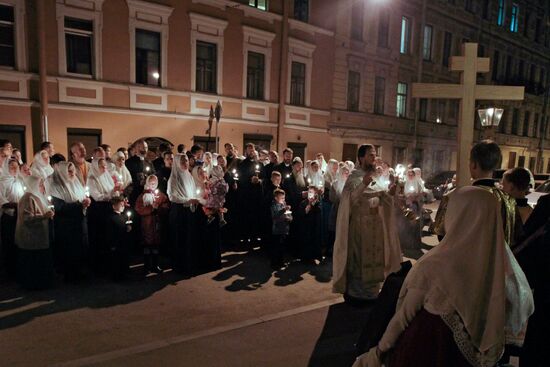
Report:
87,158,116,272
15,175,55,289
0,158,25,277
202,152,214,178
353,186,533,367
168,154,201,275
113,151,132,195
49,162,91,282
30,150,54,180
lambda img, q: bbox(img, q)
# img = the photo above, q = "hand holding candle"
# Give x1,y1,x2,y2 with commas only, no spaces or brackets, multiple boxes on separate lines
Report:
126,210,133,224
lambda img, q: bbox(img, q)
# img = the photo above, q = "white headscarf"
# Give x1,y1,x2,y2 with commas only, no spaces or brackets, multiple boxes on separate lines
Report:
30,150,54,179
203,152,213,177
345,160,355,171
0,159,25,207
48,161,86,203
404,170,423,196
192,166,206,192
24,174,50,210
307,165,324,188
211,165,224,181
87,159,115,201
167,154,197,204
324,159,339,185
397,186,533,365
333,166,350,196
142,175,158,207
113,151,132,189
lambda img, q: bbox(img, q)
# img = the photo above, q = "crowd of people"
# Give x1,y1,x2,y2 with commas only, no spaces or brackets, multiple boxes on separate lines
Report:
1,136,548,366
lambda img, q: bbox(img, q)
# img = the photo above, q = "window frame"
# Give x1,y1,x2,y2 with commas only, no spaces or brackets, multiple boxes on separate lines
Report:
351,1,364,41
510,3,519,32
64,17,94,77
347,70,361,112
396,82,408,118
400,16,411,54
246,51,265,100
294,0,309,23
374,76,385,115
195,40,218,93
497,0,506,26
134,28,162,87
378,9,390,48
422,25,433,61
248,0,268,11
290,61,306,106
442,31,452,67
0,4,16,68
286,37,315,107
242,26,275,101
56,1,102,79
0,0,26,71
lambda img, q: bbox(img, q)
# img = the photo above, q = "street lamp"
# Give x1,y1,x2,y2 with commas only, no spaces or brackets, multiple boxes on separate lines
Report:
478,107,504,140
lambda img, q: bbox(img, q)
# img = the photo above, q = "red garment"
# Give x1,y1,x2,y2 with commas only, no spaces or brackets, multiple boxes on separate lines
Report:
135,190,170,247
386,309,471,367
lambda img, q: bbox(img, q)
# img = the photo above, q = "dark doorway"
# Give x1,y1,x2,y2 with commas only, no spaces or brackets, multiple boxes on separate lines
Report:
287,142,307,160
193,136,216,152
243,134,272,152
342,143,358,162
508,151,517,168
0,124,26,162
67,128,101,160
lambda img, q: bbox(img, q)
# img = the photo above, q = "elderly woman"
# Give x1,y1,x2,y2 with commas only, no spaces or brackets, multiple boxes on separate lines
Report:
87,158,116,272
168,154,201,275
15,175,55,289
353,187,533,367
49,162,91,282
113,151,132,196
30,150,54,180
0,159,25,277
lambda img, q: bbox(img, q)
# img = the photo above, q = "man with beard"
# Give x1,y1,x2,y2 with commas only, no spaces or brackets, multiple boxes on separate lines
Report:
224,143,240,174
333,144,401,304
69,142,91,186
236,143,264,243
275,148,294,185
263,151,279,183
285,157,308,255
156,151,173,194
125,139,153,206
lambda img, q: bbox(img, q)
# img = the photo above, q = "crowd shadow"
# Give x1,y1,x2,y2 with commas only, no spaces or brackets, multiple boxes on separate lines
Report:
0,263,188,331
308,302,373,367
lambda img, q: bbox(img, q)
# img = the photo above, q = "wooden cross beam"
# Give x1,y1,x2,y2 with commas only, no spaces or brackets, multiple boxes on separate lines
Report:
412,43,524,187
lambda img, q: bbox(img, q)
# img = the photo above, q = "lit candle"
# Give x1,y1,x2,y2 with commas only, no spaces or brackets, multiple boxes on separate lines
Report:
126,210,133,224
23,186,27,191
307,177,312,184
196,189,201,198
47,195,54,210
285,174,290,179
408,186,414,193
145,166,150,173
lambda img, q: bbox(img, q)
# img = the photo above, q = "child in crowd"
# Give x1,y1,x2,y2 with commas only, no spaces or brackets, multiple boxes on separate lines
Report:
203,165,229,227
105,196,132,281
135,175,170,274
270,189,292,269
298,186,323,264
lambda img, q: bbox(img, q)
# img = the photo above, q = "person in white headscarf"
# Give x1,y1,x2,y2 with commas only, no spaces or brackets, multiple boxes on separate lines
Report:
113,151,132,192
316,153,328,173
15,175,55,289
0,158,25,277
168,154,201,275
307,160,325,189
353,186,534,367
324,159,339,187
203,152,214,178
87,158,116,271
49,161,91,281
30,150,54,180
327,164,350,256
345,160,355,171
204,165,229,226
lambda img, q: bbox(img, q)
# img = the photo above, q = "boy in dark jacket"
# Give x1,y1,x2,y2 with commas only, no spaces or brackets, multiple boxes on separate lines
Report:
105,196,132,281
270,189,292,269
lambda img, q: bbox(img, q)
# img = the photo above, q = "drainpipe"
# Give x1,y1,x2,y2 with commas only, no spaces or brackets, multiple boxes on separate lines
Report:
412,0,427,154
276,0,289,152
37,0,49,142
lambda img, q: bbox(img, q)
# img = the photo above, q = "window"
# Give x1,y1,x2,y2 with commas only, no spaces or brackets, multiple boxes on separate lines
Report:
508,152,517,168
492,50,500,81
510,4,519,32
378,10,390,48
437,100,446,123
396,82,408,118
351,2,364,41
246,51,265,100
511,108,519,135
465,0,474,13
523,111,530,136
523,11,530,37
505,55,513,81
400,16,411,54
535,18,542,43
249,0,267,10
442,32,452,67
0,5,15,67
517,59,524,80
518,155,525,167
529,64,536,84
534,113,540,138
135,29,160,86
347,71,361,111
529,157,536,172
374,76,385,114
482,0,490,19
419,99,428,121
392,146,406,167
423,25,433,61
64,17,93,75
294,0,308,22
497,0,505,26
196,41,217,93
540,68,546,87
290,61,306,106
67,128,102,160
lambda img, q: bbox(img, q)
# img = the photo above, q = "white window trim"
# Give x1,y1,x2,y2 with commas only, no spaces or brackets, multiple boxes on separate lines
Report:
190,13,228,95
1,0,26,71
242,26,275,101
56,0,104,79
127,0,173,88
287,37,315,107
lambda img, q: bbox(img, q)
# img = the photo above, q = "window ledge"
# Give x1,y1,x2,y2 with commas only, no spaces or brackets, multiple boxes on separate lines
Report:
191,0,282,23
288,19,334,36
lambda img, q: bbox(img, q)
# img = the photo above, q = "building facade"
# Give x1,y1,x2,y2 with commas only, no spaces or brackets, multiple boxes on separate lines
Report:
0,0,549,177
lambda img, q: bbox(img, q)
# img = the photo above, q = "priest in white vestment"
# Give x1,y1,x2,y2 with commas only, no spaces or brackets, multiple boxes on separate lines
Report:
333,144,402,301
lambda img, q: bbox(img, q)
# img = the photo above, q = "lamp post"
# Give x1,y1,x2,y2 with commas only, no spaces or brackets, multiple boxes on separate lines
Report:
478,107,504,140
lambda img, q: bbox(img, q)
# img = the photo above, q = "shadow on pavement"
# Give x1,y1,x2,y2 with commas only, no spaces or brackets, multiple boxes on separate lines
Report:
0,267,187,331
308,302,372,367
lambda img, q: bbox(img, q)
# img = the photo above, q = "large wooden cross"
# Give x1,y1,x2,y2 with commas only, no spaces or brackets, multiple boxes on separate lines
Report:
412,43,525,187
